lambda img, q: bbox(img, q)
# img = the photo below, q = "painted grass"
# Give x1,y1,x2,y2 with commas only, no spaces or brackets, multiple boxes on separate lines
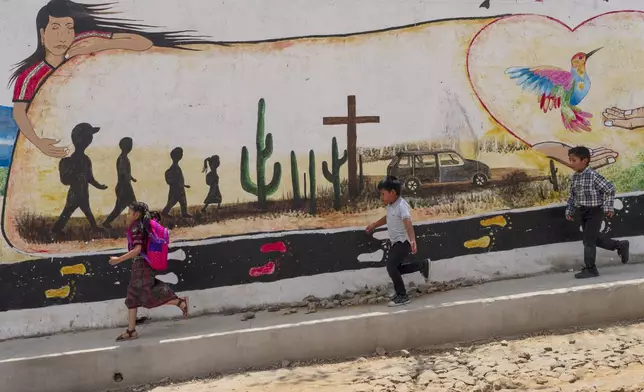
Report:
15,175,566,244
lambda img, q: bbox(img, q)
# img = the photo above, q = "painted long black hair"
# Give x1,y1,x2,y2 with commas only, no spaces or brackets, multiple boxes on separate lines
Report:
202,155,220,173
9,0,225,86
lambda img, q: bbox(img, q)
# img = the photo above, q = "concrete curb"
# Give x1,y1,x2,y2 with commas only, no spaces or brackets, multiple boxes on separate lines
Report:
3,277,644,392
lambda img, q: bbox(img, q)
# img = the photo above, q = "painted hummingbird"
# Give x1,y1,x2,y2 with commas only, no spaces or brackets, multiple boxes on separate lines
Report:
505,47,602,132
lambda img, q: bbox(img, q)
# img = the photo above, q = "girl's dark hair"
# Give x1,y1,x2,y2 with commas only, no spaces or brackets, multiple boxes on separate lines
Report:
9,0,226,86
202,155,220,173
129,201,152,232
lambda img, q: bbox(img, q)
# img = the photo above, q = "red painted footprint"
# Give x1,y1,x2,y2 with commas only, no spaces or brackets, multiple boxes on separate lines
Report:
249,241,287,277
249,261,276,277
260,241,287,253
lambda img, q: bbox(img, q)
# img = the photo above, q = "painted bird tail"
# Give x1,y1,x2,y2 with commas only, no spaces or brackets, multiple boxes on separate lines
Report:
561,106,592,133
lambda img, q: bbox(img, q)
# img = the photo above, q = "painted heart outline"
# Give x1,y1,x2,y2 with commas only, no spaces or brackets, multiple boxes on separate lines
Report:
467,11,644,168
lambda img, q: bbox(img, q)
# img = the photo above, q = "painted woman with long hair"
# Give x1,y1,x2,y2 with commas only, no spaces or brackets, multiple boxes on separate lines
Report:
9,0,220,158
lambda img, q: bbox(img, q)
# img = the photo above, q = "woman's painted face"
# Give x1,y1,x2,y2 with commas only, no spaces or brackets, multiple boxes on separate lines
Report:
41,16,74,56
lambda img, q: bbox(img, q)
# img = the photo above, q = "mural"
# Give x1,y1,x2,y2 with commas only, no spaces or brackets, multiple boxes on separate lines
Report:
1,0,644,312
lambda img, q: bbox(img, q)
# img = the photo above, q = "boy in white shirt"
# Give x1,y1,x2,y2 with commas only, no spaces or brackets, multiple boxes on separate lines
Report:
366,176,429,306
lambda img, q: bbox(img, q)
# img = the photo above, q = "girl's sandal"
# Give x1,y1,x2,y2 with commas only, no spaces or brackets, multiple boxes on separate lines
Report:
177,297,189,318
116,329,138,342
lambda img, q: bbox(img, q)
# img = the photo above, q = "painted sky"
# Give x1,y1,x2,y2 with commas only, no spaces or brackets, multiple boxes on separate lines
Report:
0,0,636,106
0,106,17,167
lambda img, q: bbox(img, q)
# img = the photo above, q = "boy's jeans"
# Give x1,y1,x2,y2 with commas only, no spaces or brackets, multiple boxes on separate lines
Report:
576,206,621,269
386,241,424,296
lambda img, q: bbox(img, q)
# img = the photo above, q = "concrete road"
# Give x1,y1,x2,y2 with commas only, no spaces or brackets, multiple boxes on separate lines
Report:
124,321,644,392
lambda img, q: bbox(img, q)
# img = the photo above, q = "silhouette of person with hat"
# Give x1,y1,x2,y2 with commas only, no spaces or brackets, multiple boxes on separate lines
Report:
162,147,192,218
52,123,108,234
103,137,137,228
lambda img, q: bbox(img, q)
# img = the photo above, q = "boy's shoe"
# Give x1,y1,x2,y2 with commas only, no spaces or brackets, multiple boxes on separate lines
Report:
574,267,599,279
618,241,630,264
421,259,430,282
388,294,411,307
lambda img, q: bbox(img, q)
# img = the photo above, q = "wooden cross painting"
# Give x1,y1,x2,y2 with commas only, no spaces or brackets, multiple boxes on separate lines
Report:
323,95,380,198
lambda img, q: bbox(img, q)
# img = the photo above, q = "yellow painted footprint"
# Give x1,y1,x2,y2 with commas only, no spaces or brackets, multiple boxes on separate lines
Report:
60,263,87,276
464,235,492,249
480,215,511,230
45,281,76,300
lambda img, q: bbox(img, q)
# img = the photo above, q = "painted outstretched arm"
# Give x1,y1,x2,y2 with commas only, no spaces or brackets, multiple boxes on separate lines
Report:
532,142,618,171
87,161,108,190
603,107,644,130
12,103,68,158
67,33,153,58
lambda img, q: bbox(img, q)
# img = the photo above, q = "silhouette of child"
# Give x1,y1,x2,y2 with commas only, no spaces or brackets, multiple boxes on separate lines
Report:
201,155,222,213
52,123,108,234
103,137,137,228
162,147,191,218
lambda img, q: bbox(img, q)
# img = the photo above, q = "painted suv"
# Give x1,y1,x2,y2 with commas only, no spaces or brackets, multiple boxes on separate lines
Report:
386,150,491,192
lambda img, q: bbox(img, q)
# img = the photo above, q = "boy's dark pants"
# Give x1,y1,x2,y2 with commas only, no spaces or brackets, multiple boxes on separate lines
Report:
387,241,424,296
576,206,621,270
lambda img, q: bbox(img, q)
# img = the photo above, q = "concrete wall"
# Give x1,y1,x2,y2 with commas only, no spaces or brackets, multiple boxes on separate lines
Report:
1,0,644,340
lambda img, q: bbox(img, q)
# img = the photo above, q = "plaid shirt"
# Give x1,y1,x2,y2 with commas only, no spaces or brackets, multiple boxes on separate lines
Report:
565,167,615,217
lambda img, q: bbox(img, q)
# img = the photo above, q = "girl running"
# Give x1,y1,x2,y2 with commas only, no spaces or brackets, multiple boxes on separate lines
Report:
109,201,188,341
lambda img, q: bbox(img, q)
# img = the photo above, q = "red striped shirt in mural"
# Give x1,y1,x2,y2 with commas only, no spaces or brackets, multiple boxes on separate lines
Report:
12,31,113,104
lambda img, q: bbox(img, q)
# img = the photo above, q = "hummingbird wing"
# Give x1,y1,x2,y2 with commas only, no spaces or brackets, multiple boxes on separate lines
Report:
506,66,592,132
505,66,573,113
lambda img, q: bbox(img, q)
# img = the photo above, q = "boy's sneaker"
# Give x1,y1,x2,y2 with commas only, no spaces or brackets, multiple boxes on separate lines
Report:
574,267,599,279
618,241,630,264
388,294,411,307
421,259,430,282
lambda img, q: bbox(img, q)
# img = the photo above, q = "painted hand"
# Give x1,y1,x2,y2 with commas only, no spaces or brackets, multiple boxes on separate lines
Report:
566,214,574,221
605,211,615,218
66,37,112,58
532,142,618,170
33,137,69,158
109,256,120,266
410,240,417,254
603,107,644,130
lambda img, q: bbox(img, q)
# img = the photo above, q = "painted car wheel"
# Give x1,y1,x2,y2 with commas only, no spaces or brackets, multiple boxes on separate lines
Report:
404,177,421,192
473,173,488,187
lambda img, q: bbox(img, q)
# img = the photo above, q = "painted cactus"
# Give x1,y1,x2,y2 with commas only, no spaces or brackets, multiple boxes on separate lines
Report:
241,98,282,208
548,159,560,192
309,149,317,215
290,151,301,204
322,137,347,211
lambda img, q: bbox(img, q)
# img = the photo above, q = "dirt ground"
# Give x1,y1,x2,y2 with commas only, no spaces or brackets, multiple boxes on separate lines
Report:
122,321,644,392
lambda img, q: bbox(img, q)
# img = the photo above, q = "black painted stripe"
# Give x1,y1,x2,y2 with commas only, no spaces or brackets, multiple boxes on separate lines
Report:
0,195,641,312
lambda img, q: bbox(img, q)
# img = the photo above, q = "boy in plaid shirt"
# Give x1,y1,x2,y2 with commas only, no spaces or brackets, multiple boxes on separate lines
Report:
566,146,629,279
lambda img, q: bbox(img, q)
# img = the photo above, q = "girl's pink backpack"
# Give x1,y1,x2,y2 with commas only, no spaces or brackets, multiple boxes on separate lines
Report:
127,220,170,271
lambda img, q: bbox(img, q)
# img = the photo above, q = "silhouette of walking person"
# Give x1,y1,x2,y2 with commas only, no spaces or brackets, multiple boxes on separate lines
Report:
103,137,137,228
201,155,222,213
52,123,108,234
162,147,192,218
